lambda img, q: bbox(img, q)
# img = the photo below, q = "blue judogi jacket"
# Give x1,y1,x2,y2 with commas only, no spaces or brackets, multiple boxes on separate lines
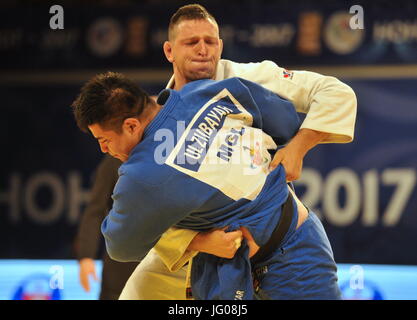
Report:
101,77,301,299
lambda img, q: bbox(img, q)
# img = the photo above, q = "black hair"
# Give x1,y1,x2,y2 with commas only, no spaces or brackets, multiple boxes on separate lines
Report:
72,71,150,133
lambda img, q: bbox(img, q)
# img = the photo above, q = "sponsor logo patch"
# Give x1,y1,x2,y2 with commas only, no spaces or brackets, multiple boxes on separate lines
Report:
282,69,294,79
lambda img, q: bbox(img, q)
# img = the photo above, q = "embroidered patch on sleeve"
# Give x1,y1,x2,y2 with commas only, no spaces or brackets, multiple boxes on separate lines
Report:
282,69,294,80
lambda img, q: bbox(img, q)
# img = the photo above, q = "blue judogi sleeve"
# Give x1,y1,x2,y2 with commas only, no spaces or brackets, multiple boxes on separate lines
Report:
101,169,203,263
235,78,301,145
101,173,171,262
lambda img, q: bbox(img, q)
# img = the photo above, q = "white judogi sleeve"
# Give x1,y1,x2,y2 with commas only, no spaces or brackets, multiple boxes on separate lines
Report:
216,60,357,144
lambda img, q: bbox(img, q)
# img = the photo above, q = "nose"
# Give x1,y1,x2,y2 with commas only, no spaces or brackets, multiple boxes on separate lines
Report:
196,40,207,56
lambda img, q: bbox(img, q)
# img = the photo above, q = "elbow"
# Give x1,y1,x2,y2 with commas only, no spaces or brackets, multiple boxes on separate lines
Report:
107,252,136,263
341,81,357,109
102,223,145,262
107,251,128,263
105,240,143,263
339,81,358,126
327,79,358,142
326,76,358,121
334,78,358,111
105,239,132,262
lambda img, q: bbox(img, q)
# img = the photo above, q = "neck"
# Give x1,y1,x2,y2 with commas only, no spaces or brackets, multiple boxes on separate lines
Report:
173,79,186,91
172,65,187,91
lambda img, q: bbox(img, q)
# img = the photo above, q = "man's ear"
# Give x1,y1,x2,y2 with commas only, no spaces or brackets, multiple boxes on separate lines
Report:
163,41,174,63
122,118,141,135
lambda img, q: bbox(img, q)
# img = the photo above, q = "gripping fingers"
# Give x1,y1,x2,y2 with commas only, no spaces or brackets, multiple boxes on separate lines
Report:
234,237,242,249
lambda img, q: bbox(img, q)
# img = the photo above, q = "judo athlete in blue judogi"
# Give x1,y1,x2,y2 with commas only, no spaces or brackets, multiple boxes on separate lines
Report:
72,72,342,300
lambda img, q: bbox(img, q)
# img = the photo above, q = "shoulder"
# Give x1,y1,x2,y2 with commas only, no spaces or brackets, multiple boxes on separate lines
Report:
118,157,175,189
218,59,281,78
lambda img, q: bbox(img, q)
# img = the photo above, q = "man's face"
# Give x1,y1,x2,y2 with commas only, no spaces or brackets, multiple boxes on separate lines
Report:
89,122,139,162
164,18,223,88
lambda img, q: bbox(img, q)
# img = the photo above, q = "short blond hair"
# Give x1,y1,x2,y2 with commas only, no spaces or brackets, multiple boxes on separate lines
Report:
168,4,218,40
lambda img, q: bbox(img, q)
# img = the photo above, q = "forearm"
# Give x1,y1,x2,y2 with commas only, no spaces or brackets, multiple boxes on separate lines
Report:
287,128,331,158
187,232,208,252
153,225,247,271
187,227,244,259
270,128,331,181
